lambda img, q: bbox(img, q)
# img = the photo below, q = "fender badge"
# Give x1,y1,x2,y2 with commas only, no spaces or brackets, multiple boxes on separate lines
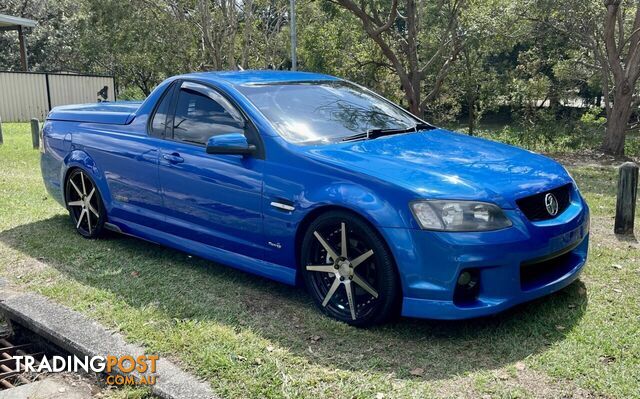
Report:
270,201,295,211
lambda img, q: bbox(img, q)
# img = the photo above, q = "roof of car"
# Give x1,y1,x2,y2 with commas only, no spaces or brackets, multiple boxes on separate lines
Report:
177,70,339,86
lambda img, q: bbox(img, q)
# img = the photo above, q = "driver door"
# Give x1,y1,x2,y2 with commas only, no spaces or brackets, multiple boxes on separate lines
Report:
156,80,265,258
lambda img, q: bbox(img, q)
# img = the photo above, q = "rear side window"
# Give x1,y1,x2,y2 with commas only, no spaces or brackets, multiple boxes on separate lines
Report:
150,85,174,137
172,82,244,145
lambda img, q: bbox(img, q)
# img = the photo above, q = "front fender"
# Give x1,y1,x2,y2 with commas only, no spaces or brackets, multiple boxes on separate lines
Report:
263,176,417,272
298,182,414,229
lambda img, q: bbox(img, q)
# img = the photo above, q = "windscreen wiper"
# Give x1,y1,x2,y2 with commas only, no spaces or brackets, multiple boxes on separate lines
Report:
341,122,434,142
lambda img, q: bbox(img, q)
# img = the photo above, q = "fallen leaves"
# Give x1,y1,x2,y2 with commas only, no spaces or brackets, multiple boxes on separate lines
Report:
309,335,322,343
599,355,616,365
409,368,424,377
496,370,510,381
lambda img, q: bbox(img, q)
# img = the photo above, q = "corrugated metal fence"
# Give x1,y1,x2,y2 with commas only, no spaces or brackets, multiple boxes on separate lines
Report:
0,71,115,122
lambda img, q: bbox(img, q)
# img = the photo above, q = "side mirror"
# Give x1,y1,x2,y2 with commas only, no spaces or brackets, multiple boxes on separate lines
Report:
205,133,256,156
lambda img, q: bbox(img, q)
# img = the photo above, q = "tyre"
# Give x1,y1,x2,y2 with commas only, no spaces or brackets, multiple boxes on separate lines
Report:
301,211,400,327
65,168,106,238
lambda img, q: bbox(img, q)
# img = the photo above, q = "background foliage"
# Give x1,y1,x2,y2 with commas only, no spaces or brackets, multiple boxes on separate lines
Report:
1,0,639,156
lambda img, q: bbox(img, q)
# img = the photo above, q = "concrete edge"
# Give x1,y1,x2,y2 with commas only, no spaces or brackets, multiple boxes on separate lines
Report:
0,288,218,399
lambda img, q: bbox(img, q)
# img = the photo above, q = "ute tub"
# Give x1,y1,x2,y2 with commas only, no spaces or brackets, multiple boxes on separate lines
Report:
47,101,143,125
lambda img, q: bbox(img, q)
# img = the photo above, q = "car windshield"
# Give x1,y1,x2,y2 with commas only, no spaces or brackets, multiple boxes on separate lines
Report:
237,80,421,144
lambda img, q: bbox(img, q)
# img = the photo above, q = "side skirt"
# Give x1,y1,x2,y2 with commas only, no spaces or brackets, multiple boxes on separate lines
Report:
104,222,122,233
107,217,297,286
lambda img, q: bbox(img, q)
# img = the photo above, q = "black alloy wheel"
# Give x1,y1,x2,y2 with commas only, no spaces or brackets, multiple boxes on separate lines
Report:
65,169,106,238
301,211,400,327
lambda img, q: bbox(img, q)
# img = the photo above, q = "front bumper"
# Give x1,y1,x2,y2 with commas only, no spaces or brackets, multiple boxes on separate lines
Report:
382,192,590,320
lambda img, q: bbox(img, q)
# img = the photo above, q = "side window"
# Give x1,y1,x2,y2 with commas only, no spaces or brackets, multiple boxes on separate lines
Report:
150,84,174,137
172,82,244,145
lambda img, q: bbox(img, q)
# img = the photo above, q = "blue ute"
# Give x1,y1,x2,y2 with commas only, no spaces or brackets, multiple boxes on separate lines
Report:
40,71,589,326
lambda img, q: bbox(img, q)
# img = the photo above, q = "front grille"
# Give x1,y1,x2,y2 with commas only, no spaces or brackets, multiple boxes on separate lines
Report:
516,183,572,221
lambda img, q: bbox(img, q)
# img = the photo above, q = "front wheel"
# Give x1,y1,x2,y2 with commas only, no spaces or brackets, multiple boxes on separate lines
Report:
65,169,106,238
301,211,400,327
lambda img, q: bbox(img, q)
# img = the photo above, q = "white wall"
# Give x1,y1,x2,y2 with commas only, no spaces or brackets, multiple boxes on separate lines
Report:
0,72,115,122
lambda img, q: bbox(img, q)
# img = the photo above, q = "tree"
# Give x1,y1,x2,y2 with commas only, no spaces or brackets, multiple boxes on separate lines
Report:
249,0,290,69
78,0,195,96
600,0,640,155
331,0,465,116
298,1,391,95
451,0,514,134
0,0,86,72
529,0,640,155
191,0,240,70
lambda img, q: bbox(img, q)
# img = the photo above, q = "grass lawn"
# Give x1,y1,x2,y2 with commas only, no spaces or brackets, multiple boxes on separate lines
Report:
0,122,638,398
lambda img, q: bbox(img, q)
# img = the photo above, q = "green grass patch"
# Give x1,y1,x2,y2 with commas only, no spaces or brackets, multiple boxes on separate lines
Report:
0,123,638,398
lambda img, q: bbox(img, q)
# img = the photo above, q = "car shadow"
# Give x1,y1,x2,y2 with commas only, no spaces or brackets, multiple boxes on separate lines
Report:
0,216,588,381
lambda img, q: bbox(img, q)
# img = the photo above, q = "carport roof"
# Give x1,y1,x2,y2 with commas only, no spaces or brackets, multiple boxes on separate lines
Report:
0,14,37,28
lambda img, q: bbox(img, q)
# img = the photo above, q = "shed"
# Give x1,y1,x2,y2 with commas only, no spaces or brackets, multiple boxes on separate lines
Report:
0,14,37,71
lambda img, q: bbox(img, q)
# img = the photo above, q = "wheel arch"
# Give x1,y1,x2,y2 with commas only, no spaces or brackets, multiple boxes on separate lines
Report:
62,150,111,210
62,165,80,204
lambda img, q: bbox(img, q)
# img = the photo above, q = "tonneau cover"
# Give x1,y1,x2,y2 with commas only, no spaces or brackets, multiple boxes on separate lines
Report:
47,101,143,125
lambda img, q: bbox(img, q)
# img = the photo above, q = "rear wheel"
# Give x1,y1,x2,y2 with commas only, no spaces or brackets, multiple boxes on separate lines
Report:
301,211,400,327
65,169,106,238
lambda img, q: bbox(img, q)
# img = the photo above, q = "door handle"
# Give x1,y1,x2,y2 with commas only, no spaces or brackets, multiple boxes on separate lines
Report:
162,153,184,164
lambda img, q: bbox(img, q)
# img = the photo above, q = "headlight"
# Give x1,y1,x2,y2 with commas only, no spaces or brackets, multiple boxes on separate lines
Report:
410,200,512,231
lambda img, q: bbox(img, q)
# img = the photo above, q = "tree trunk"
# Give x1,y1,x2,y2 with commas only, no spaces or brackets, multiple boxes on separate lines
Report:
334,0,459,119
241,0,254,70
408,97,420,116
468,96,475,136
599,1,640,156
603,91,633,156
402,81,421,116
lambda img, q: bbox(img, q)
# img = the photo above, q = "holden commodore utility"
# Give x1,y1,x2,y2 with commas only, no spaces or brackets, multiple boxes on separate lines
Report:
40,71,589,326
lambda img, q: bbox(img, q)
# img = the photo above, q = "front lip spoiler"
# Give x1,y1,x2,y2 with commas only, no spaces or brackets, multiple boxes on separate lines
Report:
400,236,589,320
